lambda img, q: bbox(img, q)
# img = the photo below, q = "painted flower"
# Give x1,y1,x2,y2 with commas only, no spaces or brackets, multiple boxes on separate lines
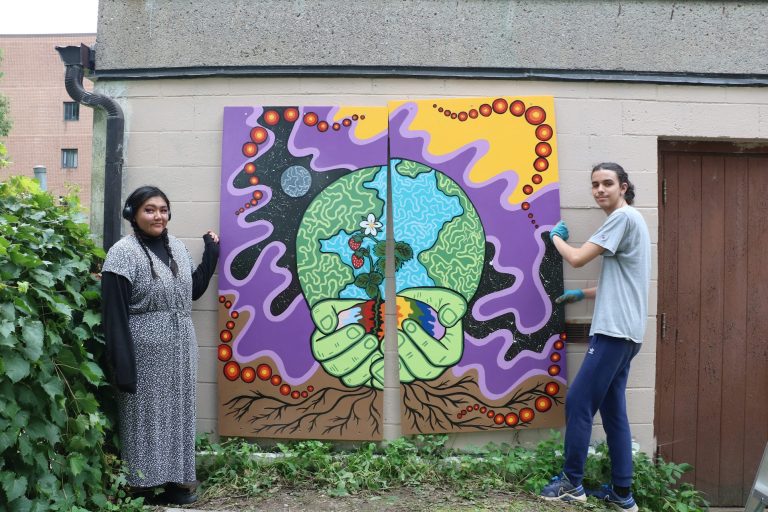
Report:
360,213,382,236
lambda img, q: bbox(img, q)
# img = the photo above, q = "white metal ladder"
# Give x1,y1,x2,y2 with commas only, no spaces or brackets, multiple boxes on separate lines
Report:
745,442,768,512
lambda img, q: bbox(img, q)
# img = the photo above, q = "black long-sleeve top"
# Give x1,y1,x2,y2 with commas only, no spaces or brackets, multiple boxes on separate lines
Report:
101,234,219,393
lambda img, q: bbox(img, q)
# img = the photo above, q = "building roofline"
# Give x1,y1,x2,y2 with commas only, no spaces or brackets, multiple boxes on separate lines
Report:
91,65,768,87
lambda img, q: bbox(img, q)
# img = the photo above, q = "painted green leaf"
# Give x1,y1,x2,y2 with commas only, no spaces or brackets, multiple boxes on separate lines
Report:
354,274,370,288
373,241,386,258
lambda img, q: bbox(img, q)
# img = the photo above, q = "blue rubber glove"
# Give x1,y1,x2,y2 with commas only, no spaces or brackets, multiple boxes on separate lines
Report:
549,220,569,241
555,289,585,304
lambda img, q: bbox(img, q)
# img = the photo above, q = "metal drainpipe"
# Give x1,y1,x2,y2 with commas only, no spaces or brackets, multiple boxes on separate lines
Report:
56,44,124,250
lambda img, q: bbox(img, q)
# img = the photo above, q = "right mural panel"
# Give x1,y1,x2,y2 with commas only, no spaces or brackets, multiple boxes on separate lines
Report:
389,97,567,434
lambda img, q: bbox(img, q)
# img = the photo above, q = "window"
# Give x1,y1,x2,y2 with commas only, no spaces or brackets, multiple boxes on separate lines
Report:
64,102,79,121
61,149,78,168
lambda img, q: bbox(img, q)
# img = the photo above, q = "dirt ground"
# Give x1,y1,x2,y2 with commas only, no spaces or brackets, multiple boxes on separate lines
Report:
160,486,584,512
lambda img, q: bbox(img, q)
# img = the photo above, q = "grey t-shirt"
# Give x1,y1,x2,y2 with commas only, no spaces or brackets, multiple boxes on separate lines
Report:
588,205,651,343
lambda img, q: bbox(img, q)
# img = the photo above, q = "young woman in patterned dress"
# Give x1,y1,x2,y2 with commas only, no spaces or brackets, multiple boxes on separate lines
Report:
102,186,219,505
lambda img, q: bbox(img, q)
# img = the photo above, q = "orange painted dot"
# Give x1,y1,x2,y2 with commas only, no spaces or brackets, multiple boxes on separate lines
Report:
352,114,359,120
535,142,552,157
219,296,226,303
535,396,553,412
238,208,244,213
242,142,258,157
241,366,256,383
466,406,473,412
291,390,300,399
479,104,492,117
218,344,232,361
560,332,567,340
505,413,519,426
250,127,268,144
525,106,546,125
220,330,232,343
509,100,526,116
360,115,365,120
250,199,258,206
451,113,457,119
548,365,561,376
523,185,534,195
332,123,340,131
249,176,260,186
480,407,487,414
532,174,543,184
263,110,280,126
534,158,549,172
257,364,272,380
301,391,308,398
554,340,564,350
270,375,282,386
303,112,319,126
545,382,560,396
342,118,351,127
444,110,451,117
317,121,329,132
550,352,561,362
468,109,478,119
224,361,240,381
253,191,263,200
438,107,444,112
225,301,232,309
487,410,495,418
536,124,553,141
284,108,299,122
244,162,256,174
231,311,240,319
494,413,505,425
492,98,508,114
307,385,314,392
244,203,251,209
521,202,530,211
473,404,479,410
279,384,291,395
458,112,468,121
226,320,235,330
519,408,535,422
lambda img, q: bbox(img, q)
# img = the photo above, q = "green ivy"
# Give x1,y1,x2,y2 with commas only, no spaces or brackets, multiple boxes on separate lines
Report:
0,177,123,511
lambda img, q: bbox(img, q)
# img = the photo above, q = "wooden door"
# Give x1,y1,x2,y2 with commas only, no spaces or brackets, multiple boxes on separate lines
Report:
656,141,768,507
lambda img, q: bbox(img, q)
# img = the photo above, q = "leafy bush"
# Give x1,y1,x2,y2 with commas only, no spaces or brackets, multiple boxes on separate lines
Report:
197,432,708,511
0,177,132,511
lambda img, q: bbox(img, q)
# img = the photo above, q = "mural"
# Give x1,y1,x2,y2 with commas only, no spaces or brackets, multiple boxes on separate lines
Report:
388,97,566,434
217,106,388,439
217,97,566,440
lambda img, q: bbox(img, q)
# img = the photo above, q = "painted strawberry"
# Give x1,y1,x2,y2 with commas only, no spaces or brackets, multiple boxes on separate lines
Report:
348,236,362,250
351,254,364,269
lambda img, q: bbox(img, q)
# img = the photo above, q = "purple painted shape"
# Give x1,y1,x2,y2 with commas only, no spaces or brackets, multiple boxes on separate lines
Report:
289,106,388,172
454,334,566,399
388,103,561,331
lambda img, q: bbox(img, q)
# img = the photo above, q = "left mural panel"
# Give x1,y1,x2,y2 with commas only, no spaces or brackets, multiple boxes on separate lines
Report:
217,106,388,440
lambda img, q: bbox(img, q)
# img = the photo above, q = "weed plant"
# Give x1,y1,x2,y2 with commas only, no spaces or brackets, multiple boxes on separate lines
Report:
196,432,708,511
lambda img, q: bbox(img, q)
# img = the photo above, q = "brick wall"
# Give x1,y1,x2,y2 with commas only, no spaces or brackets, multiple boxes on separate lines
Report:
94,76,768,452
0,34,95,207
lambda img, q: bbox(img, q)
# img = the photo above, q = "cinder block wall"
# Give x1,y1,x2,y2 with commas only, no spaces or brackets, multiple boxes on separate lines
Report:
93,76,768,453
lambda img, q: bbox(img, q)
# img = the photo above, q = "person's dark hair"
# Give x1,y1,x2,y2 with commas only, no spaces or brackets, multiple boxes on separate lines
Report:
591,162,635,205
122,185,178,278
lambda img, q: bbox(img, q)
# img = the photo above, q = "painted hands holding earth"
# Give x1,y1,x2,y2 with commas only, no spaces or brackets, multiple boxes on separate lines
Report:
310,287,467,389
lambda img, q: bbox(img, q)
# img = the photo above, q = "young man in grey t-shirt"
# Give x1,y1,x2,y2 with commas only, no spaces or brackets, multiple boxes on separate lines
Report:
540,163,650,512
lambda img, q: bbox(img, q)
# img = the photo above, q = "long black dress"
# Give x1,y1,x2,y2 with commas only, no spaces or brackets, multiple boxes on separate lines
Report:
102,233,218,487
